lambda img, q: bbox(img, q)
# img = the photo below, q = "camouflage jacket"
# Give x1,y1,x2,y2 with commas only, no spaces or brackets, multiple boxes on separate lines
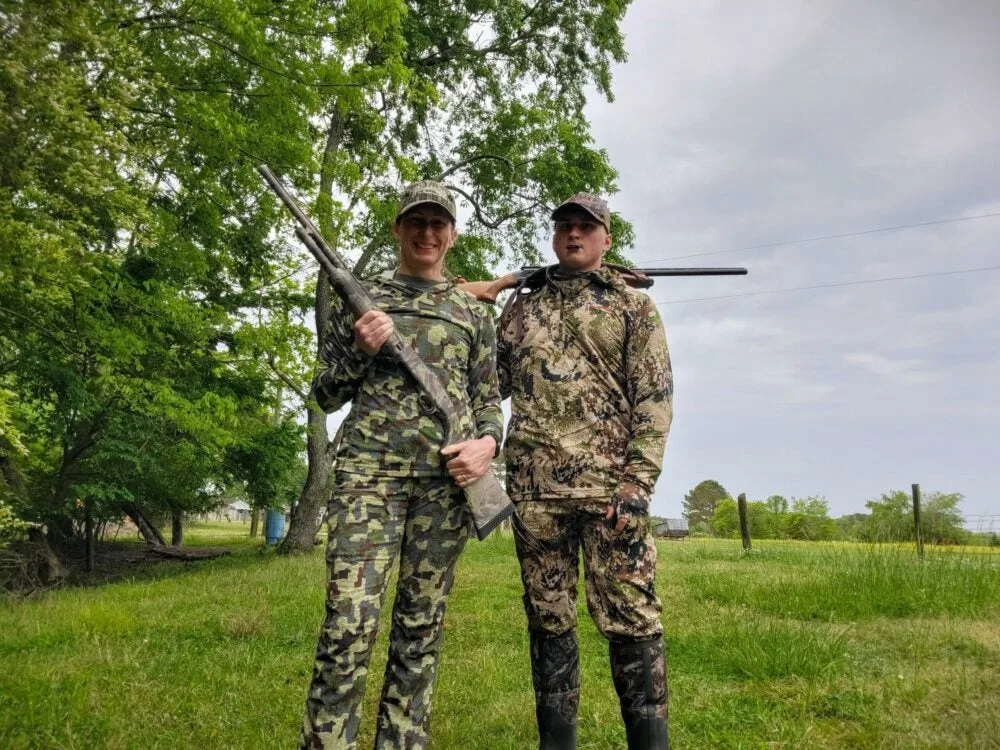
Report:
497,266,673,502
312,271,503,477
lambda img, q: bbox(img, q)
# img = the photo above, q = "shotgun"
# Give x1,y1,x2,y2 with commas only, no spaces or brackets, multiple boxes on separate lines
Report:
459,265,748,303
258,165,514,540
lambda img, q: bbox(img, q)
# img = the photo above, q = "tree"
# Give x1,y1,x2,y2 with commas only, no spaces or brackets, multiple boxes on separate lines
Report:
862,491,914,542
683,480,729,527
710,497,775,539
779,496,837,541
274,0,638,552
765,495,788,515
835,513,869,541
922,492,966,545
710,498,739,538
1,0,327,550
860,490,965,544
225,418,305,520
747,501,778,539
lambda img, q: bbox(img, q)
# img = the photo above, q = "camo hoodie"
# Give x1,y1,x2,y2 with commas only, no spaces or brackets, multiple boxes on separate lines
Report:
497,265,672,502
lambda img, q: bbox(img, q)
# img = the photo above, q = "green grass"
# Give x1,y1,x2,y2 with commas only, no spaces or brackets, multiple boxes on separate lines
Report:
1,527,999,748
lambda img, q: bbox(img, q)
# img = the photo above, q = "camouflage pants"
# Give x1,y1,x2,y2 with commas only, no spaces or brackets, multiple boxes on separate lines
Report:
300,472,469,750
514,500,662,640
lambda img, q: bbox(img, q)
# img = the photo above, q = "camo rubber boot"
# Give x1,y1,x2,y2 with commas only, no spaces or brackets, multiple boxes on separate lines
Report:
530,630,580,750
610,637,669,750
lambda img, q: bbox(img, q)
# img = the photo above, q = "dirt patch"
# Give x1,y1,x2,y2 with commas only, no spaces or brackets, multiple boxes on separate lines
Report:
4,541,232,595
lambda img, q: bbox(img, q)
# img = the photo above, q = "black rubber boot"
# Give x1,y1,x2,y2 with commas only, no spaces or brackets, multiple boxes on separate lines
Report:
530,630,580,750
609,637,669,750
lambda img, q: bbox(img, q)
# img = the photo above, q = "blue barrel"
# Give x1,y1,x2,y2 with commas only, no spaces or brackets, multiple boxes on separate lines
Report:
264,508,285,545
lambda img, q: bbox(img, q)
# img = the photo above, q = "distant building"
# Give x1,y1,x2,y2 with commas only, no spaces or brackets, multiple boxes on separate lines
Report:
653,518,689,539
202,500,251,523
227,500,251,522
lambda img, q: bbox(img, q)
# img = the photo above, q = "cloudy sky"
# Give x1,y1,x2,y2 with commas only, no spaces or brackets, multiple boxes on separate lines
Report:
567,0,1000,523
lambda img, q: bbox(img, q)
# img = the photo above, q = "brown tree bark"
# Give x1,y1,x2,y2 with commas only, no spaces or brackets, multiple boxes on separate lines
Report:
278,107,344,555
27,527,69,585
123,502,166,546
171,512,183,546
250,508,260,538
84,499,96,572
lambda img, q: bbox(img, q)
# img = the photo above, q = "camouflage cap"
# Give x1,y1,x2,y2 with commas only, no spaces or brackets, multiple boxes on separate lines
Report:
396,180,457,223
552,192,611,230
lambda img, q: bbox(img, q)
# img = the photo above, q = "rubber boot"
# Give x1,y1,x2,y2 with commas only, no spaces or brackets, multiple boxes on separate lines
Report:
609,637,669,750
530,630,579,750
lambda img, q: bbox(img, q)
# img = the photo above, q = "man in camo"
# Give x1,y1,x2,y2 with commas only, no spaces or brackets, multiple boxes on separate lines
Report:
498,193,673,749
300,181,503,750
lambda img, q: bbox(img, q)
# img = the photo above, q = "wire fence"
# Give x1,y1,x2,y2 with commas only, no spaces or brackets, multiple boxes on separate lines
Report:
964,514,1000,535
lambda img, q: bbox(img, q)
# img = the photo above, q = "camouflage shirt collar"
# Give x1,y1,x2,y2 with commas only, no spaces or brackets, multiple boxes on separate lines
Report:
542,264,627,294
378,269,455,295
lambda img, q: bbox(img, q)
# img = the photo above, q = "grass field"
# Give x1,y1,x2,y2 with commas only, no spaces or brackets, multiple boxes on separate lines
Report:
1,523,999,749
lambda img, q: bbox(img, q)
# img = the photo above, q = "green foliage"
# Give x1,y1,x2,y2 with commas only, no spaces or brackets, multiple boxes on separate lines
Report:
710,497,779,539
862,491,913,542
765,495,788,514
835,512,869,540
862,490,966,544
683,479,728,526
0,1,334,538
0,500,35,547
779,497,839,541
922,492,967,545
710,497,738,537
711,495,838,541
225,419,305,510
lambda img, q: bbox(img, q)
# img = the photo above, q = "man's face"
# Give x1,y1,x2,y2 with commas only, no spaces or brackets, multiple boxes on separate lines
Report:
392,204,457,275
552,208,612,272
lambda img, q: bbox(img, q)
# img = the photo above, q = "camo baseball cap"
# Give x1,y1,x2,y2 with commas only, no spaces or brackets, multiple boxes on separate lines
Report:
552,192,611,230
396,180,457,223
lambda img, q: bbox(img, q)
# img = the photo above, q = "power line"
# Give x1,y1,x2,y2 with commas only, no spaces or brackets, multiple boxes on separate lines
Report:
644,212,1000,263
655,265,1000,306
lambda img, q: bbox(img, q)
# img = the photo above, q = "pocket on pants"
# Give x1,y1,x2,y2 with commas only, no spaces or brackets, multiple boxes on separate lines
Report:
326,480,395,563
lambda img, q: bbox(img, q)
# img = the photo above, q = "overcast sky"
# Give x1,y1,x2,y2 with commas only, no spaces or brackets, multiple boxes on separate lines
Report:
566,0,1000,523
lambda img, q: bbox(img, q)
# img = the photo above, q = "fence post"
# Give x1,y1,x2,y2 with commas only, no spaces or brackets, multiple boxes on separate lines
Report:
912,483,924,559
737,493,752,552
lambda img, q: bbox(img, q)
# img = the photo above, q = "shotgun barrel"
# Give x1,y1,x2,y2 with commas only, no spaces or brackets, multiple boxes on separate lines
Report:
458,264,748,303
522,266,748,276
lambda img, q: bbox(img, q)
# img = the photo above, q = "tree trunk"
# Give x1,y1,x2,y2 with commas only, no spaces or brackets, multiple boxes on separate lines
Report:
250,508,260,538
0,437,25,495
278,106,344,555
123,502,166,546
171,512,183,546
27,527,69,585
84,499,96,572
278,405,333,553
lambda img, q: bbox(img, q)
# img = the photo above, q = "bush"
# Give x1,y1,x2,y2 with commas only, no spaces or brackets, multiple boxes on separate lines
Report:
0,500,35,548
